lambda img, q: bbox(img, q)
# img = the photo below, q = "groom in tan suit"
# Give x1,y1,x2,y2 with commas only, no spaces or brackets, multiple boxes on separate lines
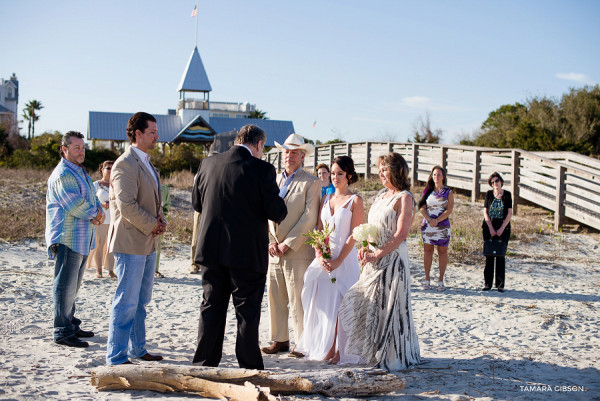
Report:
106,112,167,365
262,134,320,355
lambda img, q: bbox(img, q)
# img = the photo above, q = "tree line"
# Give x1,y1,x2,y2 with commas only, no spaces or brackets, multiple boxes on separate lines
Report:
460,85,600,156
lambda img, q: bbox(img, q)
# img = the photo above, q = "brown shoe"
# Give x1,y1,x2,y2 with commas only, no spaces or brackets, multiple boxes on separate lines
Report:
140,352,163,361
261,341,289,354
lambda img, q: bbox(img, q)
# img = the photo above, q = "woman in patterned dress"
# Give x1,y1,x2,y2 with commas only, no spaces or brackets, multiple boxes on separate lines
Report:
418,166,454,292
482,172,512,292
336,152,421,371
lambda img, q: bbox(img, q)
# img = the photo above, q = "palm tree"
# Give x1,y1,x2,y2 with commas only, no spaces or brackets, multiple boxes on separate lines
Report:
249,109,268,119
22,109,32,139
24,100,44,139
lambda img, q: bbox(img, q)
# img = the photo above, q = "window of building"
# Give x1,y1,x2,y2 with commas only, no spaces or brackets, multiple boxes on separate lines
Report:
211,113,230,118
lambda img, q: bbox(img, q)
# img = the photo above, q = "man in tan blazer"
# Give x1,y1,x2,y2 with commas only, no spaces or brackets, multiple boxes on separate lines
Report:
262,134,320,355
106,112,167,366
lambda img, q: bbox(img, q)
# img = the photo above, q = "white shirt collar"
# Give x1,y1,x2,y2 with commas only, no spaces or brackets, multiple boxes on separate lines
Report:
131,145,150,163
236,144,253,156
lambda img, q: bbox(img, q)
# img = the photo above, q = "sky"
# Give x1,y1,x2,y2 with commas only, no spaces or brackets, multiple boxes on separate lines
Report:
2,0,599,144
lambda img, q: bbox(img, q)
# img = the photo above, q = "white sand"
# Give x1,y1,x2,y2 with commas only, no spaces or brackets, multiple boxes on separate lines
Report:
0,232,599,400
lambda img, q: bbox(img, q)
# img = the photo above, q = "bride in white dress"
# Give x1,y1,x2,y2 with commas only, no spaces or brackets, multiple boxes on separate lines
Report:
293,156,363,361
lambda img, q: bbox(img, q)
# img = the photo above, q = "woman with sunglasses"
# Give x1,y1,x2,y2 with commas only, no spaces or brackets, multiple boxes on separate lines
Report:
482,172,513,292
86,160,116,278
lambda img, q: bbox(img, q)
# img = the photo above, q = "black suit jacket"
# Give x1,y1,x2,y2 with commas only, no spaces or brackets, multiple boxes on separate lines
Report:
192,146,287,273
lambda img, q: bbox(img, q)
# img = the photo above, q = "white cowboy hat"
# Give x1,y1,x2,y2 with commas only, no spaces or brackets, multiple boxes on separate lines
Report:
274,133,315,155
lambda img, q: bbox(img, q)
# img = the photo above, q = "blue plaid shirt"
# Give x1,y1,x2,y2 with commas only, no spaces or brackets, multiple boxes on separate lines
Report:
45,158,102,258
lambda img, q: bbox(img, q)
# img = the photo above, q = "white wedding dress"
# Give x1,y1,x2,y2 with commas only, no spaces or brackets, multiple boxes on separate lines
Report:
295,194,361,360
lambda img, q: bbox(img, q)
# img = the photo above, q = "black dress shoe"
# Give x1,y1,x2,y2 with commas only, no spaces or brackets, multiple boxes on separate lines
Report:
498,288,505,293
75,329,94,338
482,286,491,291
55,335,89,348
140,352,163,361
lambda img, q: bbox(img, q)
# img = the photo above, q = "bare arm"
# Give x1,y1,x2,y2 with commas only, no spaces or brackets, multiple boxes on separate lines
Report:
359,194,413,266
323,196,364,272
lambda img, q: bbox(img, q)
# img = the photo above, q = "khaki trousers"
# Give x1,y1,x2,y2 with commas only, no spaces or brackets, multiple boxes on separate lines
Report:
86,224,114,274
267,257,311,343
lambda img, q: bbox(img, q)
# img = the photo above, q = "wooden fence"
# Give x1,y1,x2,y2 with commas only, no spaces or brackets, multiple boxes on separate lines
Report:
264,142,600,231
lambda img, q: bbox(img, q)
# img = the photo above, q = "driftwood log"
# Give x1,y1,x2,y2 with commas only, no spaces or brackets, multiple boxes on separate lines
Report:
90,365,405,400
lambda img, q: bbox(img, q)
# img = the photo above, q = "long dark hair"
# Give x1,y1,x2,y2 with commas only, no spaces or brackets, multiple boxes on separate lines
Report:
418,165,447,209
332,156,358,184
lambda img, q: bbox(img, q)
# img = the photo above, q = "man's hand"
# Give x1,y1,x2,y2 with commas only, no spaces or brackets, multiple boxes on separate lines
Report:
152,215,167,237
91,208,105,225
102,201,109,209
277,243,290,255
269,243,282,257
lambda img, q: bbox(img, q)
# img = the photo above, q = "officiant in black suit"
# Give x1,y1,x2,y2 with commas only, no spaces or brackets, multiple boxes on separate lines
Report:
191,124,287,369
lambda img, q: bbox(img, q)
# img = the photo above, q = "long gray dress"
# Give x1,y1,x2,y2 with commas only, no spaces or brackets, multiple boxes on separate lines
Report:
337,189,421,371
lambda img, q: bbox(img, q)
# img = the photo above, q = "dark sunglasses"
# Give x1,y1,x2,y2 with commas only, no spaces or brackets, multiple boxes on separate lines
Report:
491,178,500,184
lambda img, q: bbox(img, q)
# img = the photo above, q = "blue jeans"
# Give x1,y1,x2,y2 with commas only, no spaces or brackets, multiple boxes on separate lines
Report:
53,244,87,341
106,251,156,365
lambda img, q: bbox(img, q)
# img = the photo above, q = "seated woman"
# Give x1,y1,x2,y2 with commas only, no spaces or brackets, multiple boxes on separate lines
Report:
293,156,363,361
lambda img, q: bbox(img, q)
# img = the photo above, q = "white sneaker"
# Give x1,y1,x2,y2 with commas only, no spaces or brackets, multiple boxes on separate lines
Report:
437,281,446,292
422,280,431,290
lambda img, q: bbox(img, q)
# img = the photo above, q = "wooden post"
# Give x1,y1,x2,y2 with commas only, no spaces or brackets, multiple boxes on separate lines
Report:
411,143,418,185
329,144,334,166
511,150,520,216
440,146,447,171
472,150,481,202
388,142,394,153
346,143,351,157
365,142,372,178
277,150,281,173
313,146,318,170
554,165,566,230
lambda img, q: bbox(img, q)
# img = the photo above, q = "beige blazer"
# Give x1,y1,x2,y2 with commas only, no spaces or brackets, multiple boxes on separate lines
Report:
108,147,162,255
269,169,320,261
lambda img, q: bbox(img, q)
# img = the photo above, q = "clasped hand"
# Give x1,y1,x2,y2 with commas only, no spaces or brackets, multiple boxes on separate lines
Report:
358,247,378,266
152,215,167,237
268,243,290,257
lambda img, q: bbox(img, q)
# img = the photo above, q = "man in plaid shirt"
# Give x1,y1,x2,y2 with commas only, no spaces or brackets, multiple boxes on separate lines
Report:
46,131,105,348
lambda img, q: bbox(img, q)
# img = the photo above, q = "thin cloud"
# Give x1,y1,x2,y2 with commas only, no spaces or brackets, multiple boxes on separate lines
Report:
390,97,466,112
351,116,401,125
556,72,594,84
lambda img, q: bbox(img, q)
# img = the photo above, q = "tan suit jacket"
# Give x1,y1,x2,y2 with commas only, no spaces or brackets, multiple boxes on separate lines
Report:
268,168,320,261
108,147,162,255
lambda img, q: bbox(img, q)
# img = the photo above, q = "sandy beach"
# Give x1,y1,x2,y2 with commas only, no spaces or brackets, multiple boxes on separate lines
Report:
1,223,599,400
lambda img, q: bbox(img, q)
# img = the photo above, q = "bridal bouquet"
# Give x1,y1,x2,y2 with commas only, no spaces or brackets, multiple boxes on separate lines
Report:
352,223,378,249
352,223,378,272
304,223,336,283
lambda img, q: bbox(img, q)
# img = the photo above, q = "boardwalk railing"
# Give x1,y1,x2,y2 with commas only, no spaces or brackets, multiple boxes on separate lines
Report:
264,142,600,231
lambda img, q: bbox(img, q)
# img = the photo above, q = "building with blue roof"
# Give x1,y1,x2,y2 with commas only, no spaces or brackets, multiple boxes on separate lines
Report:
0,73,19,135
88,47,295,150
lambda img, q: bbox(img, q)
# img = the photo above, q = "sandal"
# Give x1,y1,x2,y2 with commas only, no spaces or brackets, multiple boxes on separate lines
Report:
437,281,446,292
155,271,164,278
422,280,430,290
95,273,103,278
108,272,117,279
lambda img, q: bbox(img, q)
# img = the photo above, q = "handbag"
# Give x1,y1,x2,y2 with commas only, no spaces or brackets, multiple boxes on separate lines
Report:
483,239,507,257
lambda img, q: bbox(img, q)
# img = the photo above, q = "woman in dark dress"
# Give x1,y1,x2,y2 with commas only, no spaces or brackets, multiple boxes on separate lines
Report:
482,172,513,292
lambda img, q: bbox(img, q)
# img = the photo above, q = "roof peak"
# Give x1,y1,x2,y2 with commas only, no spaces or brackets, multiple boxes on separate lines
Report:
177,47,212,93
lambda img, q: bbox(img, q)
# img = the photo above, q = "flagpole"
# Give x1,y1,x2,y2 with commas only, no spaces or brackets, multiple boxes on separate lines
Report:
195,0,199,47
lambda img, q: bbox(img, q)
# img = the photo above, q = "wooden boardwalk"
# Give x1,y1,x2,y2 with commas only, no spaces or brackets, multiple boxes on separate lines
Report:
264,142,600,231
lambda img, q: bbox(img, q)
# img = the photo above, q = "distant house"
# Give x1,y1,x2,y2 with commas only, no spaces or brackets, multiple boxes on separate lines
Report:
88,47,295,151
0,73,19,135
